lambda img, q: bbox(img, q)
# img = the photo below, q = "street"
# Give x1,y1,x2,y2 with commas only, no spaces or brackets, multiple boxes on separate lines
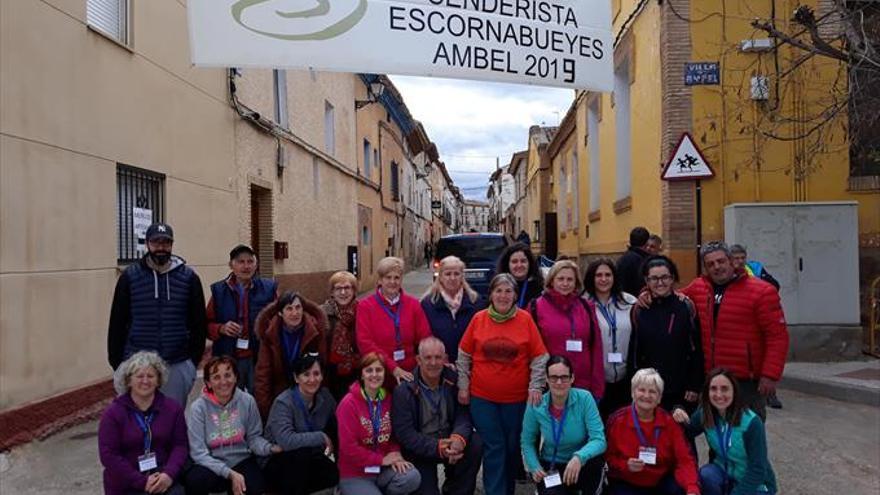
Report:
0,269,877,495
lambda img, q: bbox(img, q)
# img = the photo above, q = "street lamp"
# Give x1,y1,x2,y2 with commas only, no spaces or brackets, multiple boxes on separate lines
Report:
355,81,386,110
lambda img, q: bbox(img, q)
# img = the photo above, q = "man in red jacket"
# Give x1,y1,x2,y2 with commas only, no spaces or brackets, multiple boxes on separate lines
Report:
679,241,789,420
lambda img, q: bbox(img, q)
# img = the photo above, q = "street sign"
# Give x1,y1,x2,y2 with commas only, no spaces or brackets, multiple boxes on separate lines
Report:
684,62,720,85
661,133,714,181
187,0,613,91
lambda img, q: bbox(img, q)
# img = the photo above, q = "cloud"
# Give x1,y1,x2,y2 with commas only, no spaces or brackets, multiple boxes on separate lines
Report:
391,75,573,199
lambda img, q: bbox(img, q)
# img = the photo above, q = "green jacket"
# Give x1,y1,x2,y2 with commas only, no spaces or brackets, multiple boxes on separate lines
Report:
521,388,606,471
689,407,777,495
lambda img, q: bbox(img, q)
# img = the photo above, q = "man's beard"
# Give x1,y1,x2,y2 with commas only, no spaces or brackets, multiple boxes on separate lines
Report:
149,251,171,265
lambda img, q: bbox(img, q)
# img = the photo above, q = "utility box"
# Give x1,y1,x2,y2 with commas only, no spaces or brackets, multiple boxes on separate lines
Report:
724,202,859,326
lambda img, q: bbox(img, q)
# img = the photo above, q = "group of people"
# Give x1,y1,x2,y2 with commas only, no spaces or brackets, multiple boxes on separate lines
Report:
101,222,789,495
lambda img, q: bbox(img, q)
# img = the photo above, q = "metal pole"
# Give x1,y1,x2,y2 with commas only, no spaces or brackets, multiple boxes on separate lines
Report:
696,179,702,275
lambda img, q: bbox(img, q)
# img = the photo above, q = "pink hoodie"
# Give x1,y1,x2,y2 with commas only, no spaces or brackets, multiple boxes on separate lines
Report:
336,381,400,479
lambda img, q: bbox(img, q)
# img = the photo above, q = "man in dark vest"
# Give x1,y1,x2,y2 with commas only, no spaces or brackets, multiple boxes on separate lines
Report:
107,223,207,407
206,244,277,392
616,226,652,295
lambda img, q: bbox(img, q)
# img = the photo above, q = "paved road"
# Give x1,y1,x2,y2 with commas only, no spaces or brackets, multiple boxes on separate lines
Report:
2,268,878,495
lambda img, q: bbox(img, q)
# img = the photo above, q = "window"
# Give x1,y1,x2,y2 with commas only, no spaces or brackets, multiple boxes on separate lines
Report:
558,164,567,229
324,101,335,154
588,100,601,212
373,149,380,177
614,58,632,200
362,226,370,244
533,220,541,241
117,164,165,263
363,139,372,178
87,0,129,45
390,161,400,201
273,70,288,128
312,157,320,198
570,150,579,231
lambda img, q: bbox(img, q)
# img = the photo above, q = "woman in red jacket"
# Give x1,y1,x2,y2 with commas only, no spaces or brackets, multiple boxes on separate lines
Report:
531,260,605,399
336,352,421,495
605,368,699,495
356,257,431,387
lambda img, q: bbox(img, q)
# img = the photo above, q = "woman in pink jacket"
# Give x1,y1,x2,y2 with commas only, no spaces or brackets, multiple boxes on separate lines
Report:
356,257,431,387
530,260,605,400
336,352,421,495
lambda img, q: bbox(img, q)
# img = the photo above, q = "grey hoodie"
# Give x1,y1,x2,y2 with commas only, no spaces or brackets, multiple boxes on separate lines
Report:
265,386,337,451
186,388,273,478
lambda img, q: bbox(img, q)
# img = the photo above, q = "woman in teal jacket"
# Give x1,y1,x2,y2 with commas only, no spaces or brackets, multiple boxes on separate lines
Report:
521,355,606,494
672,368,777,495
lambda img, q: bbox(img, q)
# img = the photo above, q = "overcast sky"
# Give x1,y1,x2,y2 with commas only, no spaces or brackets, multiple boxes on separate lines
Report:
390,76,575,200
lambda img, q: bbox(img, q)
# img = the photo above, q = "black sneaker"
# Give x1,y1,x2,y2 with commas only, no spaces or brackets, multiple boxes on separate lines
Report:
768,393,782,409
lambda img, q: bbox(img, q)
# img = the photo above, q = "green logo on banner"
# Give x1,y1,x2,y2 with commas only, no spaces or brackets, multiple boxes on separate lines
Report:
232,0,367,40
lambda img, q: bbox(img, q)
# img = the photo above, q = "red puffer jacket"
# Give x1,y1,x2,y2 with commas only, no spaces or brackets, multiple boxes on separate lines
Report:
681,274,789,381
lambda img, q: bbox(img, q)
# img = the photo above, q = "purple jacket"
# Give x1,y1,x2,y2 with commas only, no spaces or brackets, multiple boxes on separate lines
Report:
98,392,188,495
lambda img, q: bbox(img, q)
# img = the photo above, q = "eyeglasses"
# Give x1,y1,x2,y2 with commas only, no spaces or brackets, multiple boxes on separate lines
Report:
333,286,354,293
646,275,673,284
547,374,573,383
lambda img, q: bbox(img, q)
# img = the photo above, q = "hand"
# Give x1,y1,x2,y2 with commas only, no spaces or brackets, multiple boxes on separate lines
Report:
627,458,645,473
448,437,465,454
393,367,414,384
563,457,582,485
229,470,247,495
270,444,283,454
684,391,699,402
144,473,161,493
672,408,690,424
531,468,547,483
221,321,242,337
382,451,404,466
758,377,778,396
528,389,543,406
322,433,334,454
637,290,652,309
446,451,464,464
458,389,470,405
438,438,452,458
391,459,414,473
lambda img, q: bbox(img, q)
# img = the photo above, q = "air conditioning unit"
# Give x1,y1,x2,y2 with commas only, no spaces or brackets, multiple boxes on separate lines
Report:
751,76,770,100
741,38,774,52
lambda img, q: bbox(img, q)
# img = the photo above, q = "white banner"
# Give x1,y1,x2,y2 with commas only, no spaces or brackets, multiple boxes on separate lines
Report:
187,0,613,91
132,207,153,255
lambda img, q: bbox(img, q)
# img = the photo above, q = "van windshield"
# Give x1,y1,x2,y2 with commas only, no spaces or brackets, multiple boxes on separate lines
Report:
436,237,507,264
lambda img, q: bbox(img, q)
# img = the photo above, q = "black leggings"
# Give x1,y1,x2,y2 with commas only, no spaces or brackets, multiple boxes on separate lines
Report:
534,455,606,495
183,456,266,495
264,448,339,495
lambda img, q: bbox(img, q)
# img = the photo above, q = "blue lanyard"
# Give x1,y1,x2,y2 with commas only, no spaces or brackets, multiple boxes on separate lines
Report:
235,283,246,323
597,298,618,350
549,399,568,465
631,405,661,447
418,380,444,416
518,280,529,308
281,328,302,366
367,395,383,448
714,421,733,464
133,411,155,453
374,294,402,348
290,388,316,432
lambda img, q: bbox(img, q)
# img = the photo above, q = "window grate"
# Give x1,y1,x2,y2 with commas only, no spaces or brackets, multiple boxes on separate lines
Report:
117,164,165,263
87,0,129,45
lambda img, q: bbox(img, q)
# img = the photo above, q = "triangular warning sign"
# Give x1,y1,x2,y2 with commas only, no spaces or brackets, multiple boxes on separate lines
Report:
661,133,714,181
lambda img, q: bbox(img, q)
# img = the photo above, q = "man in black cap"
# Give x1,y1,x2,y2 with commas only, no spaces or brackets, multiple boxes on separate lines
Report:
206,244,277,392
107,222,207,407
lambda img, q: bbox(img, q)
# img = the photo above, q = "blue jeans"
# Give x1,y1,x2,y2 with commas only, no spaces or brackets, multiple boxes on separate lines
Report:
470,397,526,495
699,463,772,495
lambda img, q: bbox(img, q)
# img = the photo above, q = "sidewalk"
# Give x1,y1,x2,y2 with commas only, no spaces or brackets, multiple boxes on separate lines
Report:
780,359,880,406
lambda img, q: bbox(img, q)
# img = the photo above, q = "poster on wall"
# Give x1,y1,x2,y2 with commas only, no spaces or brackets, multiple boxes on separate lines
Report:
187,0,613,91
133,207,153,255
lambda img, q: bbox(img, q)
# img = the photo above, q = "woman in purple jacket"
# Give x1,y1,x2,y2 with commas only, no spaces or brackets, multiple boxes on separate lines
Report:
99,351,188,495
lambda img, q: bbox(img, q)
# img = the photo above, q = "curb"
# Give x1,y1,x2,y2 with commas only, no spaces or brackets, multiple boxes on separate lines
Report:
779,375,880,407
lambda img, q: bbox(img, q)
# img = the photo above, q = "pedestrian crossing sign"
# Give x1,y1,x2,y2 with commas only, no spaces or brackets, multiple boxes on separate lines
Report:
661,133,714,181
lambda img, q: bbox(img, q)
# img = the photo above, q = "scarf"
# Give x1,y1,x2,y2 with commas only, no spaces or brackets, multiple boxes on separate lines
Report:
544,288,579,311
441,288,463,317
488,304,517,323
328,300,358,375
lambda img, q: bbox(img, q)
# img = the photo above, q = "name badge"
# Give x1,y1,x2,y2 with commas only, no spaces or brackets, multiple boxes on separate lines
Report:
236,338,249,350
138,452,158,472
638,446,657,465
393,349,406,362
565,340,583,352
543,470,562,488
607,352,623,363
364,465,381,474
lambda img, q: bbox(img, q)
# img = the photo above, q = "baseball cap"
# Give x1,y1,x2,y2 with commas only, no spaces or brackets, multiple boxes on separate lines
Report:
229,244,256,260
145,223,174,242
